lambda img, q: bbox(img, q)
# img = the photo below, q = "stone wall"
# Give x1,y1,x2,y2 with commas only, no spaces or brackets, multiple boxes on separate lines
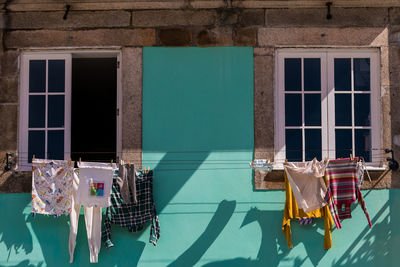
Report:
1,3,400,191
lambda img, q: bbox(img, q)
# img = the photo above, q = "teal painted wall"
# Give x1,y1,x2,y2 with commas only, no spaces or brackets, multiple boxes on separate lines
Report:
1,47,399,266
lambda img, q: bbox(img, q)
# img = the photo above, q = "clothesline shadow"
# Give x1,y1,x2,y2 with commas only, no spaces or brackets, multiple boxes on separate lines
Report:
0,195,34,265
330,191,395,267
201,207,291,267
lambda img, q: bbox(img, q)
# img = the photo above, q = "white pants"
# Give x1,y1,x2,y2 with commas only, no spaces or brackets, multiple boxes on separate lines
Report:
69,172,102,263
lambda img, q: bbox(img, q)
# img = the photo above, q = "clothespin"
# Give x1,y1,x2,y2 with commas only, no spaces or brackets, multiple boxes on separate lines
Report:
284,158,288,164
111,159,113,167
68,158,72,167
32,154,35,161
79,157,82,165
128,160,131,166
350,153,354,161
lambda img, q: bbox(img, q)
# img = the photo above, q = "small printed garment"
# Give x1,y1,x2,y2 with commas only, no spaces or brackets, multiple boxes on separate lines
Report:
324,158,372,229
31,159,74,216
102,169,160,248
76,162,115,208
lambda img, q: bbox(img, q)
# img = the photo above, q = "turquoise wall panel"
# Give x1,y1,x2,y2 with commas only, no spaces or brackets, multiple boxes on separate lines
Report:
1,47,399,266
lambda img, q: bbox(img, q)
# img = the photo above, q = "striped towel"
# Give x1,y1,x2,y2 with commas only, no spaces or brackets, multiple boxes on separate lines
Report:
324,158,372,229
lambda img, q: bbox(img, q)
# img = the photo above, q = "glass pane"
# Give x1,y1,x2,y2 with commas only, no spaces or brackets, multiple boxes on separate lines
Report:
48,130,64,160
48,95,65,128
48,60,65,92
28,130,45,163
334,58,351,91
285,94,302,126
354,94,371,126
305,129,321,161
354,58,370,91
355,129,371,162
286,129,302,162
29,60,46,93
335,94,352,126
285,58,301,91
29,95,45,128
304,58,321,91
336,129,352,159
305,94,321,126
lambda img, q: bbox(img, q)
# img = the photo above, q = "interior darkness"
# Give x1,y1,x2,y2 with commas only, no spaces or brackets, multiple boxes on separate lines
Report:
71,58,117,162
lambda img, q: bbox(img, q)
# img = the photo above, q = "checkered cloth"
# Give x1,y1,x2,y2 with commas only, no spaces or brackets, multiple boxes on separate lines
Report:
102,169,160,248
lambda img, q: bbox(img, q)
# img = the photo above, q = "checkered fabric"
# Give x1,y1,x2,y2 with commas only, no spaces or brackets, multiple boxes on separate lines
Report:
102,169,160,248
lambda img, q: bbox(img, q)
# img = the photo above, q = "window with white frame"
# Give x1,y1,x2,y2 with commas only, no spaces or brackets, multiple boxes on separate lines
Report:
18,52,121,170
275,50,380,165
19,54,72,167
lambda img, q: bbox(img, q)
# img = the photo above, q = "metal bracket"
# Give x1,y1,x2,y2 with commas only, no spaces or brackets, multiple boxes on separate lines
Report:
385,149,399,171
326,2,333,20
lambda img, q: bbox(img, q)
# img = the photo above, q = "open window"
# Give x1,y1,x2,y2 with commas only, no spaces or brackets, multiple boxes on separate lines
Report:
18,51,120,170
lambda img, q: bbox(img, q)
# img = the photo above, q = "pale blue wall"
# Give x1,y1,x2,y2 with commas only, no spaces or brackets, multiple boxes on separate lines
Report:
1,47,399,267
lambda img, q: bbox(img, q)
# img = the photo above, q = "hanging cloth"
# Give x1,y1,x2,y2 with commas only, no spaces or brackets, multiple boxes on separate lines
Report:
31,159,74,216
282,170,333,250
284,158,329,213
324,158,372,229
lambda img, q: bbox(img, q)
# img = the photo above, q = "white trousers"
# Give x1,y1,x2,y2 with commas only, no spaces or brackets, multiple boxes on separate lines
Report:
69,172,102,263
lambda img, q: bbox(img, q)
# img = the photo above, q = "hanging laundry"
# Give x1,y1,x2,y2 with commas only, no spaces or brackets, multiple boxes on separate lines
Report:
69,162,116,263
282,170,333,250
284,158,329,213
102,169,160,248
117,163,137,204
75,162,115,207
31,159,74,216
324,158,372,229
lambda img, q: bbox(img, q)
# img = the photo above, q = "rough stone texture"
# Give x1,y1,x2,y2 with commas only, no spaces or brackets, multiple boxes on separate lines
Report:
7,11,131,29
234,27,257,46
389,46,400,90
0,77,18,103
239,9,265,26
158,28,192,46
254,47,274,56
258,27,389,46
121,47,142,168
132,10,216,27
0,105,17,151
1,50,19,77
265,8,389,27
194,27,233,46
253,52,274,179
391,25,400,44
216,9,238,26
389,7,400,25
0,169,31,193
190,0,225,9
0,11,4,29
5,29,156,48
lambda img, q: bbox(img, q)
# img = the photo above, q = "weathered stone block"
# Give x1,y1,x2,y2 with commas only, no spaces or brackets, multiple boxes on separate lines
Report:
380,46,390,87
239,9,264,26
122,47,142,168
1,50,19,76
8,11,131,29
254,47,274,56
254,55,274,154
389,46,400,87
194,27,233,46
266,8,388,27
390,8,400,25
132,10,216,27
6,29,156,48
0,76,18,103
190,0,225,9
0,104,17,151
258,27,388,46
158,28,192,46
0,11,4,29
234,27,257,46
216,9,238,25
390,25,400,44
0,170,32,193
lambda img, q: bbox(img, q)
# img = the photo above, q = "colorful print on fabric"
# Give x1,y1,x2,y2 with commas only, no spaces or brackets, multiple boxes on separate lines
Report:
90,182,105,197
31,160,74,216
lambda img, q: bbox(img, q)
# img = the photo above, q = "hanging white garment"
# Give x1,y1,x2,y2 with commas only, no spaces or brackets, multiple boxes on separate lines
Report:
284,158,329,213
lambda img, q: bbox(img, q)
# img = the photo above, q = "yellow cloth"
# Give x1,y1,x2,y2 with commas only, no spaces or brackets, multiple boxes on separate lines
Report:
282,171,333,250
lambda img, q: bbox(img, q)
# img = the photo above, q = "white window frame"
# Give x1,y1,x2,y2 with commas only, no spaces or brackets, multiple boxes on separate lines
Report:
275,49,382,168
18,50,122,171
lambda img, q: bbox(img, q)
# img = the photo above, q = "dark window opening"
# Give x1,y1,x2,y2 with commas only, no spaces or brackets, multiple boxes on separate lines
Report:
71,58,117,162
